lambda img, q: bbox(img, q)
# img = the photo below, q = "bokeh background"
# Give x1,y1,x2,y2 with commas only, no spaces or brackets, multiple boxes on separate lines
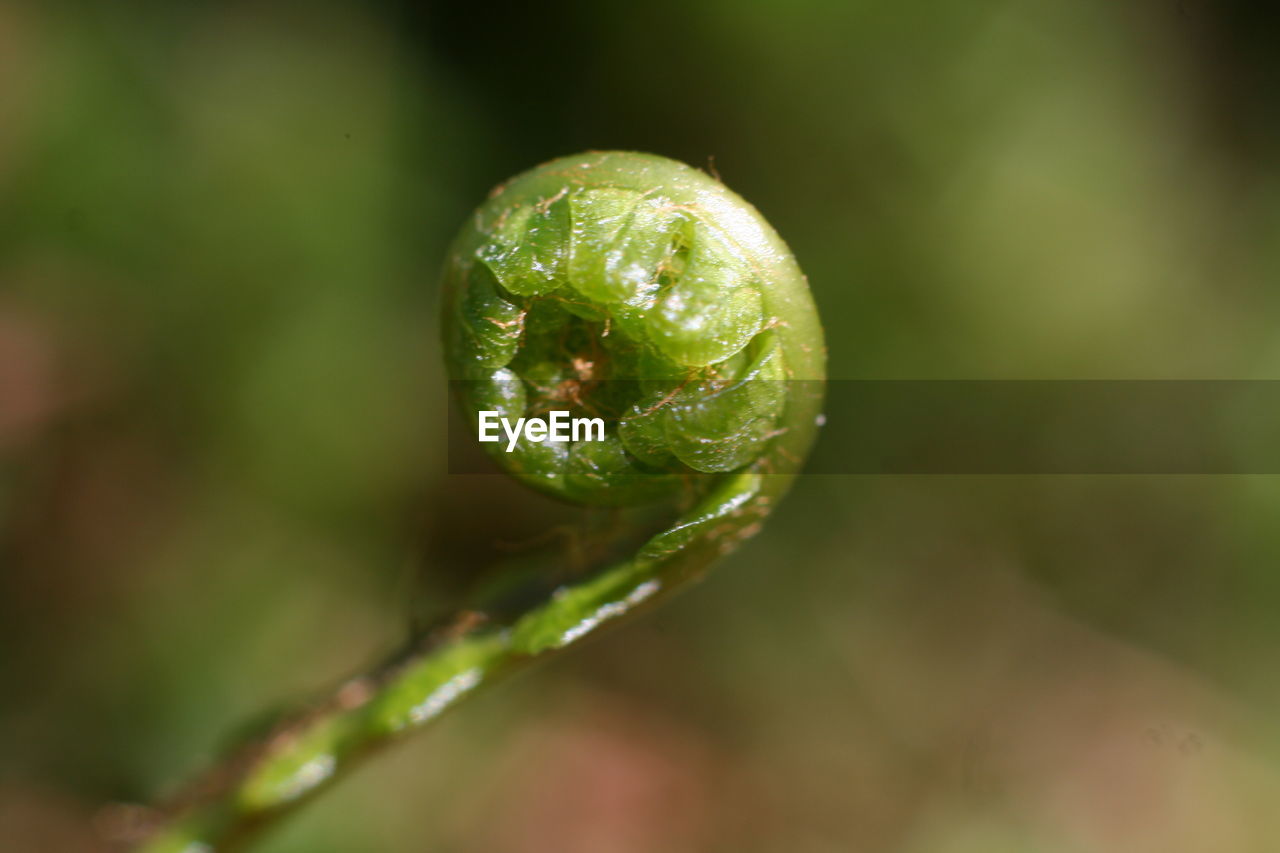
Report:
4,0,1280,850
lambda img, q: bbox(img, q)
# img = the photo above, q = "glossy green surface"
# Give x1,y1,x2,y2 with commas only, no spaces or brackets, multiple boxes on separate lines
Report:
444,152,825,503
136,152,824,852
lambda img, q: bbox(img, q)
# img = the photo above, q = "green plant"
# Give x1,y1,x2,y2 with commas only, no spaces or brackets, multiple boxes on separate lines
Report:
131,151,825,852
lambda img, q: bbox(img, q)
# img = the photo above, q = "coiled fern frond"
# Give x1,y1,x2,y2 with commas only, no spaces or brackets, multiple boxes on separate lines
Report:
132,152,824,852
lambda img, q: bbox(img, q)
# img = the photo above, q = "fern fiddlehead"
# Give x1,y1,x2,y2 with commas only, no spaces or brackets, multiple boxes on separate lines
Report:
132,152,824,852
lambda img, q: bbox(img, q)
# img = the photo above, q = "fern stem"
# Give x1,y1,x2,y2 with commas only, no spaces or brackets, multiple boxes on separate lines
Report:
130,152,824,851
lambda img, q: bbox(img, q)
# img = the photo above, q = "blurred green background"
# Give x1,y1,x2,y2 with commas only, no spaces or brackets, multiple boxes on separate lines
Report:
4,0,1280,850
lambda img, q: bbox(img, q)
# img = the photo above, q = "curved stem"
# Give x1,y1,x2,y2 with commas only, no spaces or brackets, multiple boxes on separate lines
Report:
132,471,774,852
131,150,825,851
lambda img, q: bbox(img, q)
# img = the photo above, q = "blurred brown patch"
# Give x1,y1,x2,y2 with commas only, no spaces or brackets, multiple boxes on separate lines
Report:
461,691,720,853
0,784,109,853
0,302,65,453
